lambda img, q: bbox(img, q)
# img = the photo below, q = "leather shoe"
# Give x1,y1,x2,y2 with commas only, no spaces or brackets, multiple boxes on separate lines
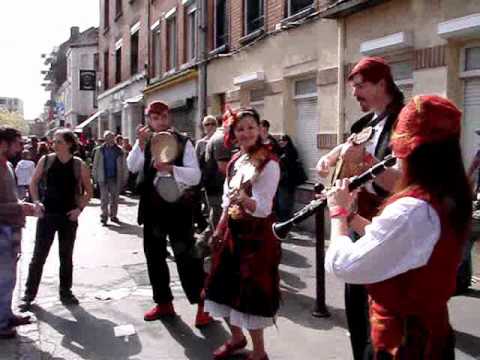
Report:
213,336,247,359
8,315,31,327
144,303,176,321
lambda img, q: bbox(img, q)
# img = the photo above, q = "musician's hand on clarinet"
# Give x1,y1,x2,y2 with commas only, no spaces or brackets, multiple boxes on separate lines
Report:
326,178,356,211
154,161,173,173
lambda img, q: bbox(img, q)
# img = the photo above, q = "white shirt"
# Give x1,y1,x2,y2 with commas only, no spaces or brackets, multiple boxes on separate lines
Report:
221,155,280,218
15,160,35,186
126,139,201,189
325,197,441,284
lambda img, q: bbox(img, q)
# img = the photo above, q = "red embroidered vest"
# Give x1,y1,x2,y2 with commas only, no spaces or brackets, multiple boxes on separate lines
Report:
367,187,465,357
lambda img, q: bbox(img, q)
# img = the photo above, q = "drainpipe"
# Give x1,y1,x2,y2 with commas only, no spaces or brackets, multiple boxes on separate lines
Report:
198,0,208,121
337,17,345,144
146,0,151,87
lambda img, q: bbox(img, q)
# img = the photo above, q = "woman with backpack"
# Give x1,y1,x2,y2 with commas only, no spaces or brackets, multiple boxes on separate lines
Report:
22,129,93,306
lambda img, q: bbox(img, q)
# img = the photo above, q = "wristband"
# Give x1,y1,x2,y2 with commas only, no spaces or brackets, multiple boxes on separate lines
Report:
330,206,350,218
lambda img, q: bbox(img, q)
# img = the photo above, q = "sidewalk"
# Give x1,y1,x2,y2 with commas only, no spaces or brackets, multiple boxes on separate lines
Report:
1,197,479,360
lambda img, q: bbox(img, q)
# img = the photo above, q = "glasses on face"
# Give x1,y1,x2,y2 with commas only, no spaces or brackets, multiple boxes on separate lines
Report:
203,123,216,127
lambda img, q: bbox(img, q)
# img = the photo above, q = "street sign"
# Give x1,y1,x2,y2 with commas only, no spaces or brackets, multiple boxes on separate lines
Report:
80,70,96,91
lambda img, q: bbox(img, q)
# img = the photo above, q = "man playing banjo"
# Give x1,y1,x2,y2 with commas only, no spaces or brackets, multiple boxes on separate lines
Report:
316,57,404,360
127,101,213,327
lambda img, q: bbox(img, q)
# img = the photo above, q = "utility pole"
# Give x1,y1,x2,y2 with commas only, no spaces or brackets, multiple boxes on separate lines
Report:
198,0,208,119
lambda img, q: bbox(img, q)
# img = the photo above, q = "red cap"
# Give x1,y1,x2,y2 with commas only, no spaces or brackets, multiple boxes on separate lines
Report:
348,56,393,84
391,95,462,158
146,101,169,115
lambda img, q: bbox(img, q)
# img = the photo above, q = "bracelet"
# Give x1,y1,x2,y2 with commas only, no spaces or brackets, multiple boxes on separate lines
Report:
330,206,350,218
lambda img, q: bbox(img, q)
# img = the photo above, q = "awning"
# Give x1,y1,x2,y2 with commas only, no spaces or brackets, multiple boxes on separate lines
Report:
74,110,104,132
124,94,143,104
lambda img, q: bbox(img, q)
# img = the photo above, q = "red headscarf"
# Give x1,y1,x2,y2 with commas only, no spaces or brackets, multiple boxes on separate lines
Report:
391,95,462,158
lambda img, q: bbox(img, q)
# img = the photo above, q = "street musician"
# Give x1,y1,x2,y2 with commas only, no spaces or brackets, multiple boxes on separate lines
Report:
316,57,404,360
126,101,213,327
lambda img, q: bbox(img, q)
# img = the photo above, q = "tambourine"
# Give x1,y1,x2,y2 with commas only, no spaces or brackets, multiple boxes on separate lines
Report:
150,131,182,203
150,131,179,163
330,126,374,185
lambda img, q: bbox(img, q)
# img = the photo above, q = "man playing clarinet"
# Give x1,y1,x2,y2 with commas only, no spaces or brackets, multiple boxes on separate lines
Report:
127,101,213,327
316,57,404,360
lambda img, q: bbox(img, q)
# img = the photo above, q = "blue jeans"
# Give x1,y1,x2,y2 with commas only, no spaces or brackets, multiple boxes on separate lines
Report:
0,225,20,330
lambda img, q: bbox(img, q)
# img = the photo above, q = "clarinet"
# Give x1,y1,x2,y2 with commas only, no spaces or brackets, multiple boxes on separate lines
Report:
272,155,397,240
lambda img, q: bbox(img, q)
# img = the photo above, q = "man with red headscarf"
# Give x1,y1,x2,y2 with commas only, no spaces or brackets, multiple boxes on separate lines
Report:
127,101,212,327
316,57,404,359
326,95,471,359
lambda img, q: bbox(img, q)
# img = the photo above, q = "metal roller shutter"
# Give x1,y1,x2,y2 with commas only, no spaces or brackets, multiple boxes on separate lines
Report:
294,97,319,181
463,78,480,165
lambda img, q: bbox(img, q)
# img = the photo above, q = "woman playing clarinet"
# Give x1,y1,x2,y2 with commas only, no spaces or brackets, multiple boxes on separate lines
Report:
325,95,472,359
204,107,281,360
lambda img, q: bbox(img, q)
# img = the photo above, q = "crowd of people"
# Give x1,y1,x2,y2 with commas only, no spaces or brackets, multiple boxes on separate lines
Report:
0,55,478,360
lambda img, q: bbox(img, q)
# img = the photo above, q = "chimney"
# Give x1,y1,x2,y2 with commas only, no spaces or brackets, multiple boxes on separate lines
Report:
70,26,80,40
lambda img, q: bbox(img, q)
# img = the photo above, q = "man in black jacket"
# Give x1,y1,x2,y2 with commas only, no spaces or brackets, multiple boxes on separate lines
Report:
317,57,404,360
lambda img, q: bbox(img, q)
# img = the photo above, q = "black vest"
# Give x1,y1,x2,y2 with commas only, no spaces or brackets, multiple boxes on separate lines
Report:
137,131,189,225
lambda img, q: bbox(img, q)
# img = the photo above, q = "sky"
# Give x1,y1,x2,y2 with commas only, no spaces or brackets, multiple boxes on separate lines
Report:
0,1,99,119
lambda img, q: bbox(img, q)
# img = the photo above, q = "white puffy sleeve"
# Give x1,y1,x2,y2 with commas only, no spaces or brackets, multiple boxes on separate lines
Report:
245,160,280,218
325,197,441,284
126,140,145,173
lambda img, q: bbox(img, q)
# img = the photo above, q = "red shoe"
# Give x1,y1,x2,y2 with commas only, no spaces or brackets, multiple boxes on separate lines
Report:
213,336,248,359
195,305,213,328
144,303,176,321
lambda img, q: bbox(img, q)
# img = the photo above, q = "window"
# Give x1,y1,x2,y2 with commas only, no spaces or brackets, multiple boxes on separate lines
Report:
214,0,228,49
294,78,316,98
167,16,177,71
103,50,109,90
185,2,197,63
244,0,264,35
152,28,162,78
286,0,314,17
130,31,139,75
104,0,110,29
391,61,413,81
115,47,122,84
115,0,122,18
94,53,99,72
465,47,480,71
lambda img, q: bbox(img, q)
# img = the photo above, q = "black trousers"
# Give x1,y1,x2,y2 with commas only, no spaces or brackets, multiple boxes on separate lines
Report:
345,283,372,360
25,214,78,297
143,203,205,305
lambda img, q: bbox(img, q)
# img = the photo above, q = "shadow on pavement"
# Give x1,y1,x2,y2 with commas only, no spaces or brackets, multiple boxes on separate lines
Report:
459,288,480,299
455,330,480,358
30,304,142,359
279,269,307,290
280,247,311,269
161,316,237,359
282,235,316,248
106,222,143,237
278,290,347,331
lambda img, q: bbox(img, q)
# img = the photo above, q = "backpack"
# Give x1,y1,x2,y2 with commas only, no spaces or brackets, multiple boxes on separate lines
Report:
39,154,83,205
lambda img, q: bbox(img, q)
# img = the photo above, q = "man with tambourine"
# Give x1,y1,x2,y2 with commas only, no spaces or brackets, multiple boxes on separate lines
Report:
127,101,213,327
316,57,404,360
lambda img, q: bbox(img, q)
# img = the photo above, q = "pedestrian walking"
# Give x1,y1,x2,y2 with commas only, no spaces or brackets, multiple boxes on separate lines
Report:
15,149,36,200
92,130,128,225
205,108,281,360
326,95,472,359
0,126,39,339
127,101,213,327
23,128,93,306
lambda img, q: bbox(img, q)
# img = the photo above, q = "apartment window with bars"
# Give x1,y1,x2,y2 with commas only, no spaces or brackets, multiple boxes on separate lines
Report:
130,31,139,75
152,28,161,78
104,0,110,29
214,0,228,49
167,16,177,71
465,47,480,71
286,0,314,17
103,50,109,90
185,2,197,63
244,0,264,35
115,47,122,84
